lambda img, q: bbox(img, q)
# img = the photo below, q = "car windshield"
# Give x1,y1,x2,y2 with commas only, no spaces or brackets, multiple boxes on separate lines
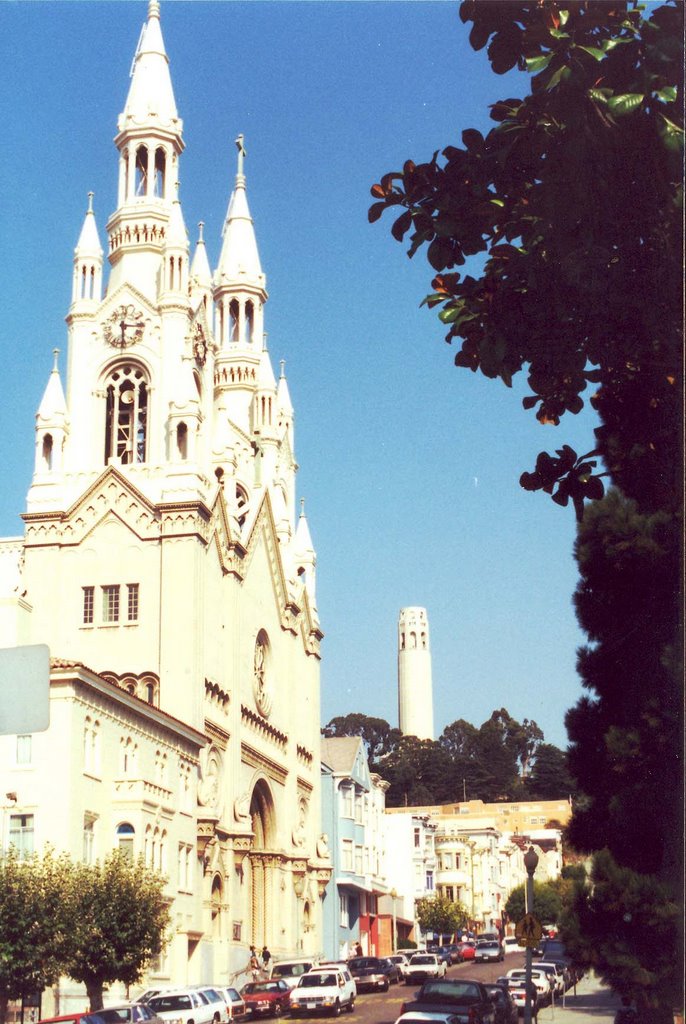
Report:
299,975,337,988
149,997,192,1013
226,991,241,1001
421,982,481,1001
83,1014,131,1024
349,958,377,969
273,965,309,978
245,984,280,994
411,956,435,964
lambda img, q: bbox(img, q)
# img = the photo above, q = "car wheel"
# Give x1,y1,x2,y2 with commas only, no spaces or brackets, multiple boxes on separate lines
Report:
381,981,389,992
332,1001,341,1017
346,999,355,1014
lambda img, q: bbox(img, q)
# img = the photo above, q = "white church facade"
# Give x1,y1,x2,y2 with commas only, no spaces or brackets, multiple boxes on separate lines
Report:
0,0,330,995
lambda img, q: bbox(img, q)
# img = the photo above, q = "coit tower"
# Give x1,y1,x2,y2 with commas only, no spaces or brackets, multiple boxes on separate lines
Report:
398,607,434,740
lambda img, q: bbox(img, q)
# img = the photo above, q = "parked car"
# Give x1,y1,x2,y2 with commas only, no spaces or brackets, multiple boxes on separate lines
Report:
388,953,412,978
502,938,519,955
532,963,565,998
270,959,321,990
456,942,476,962
195,989,232,1024
394,1013,466,1024
475,941,504,964
41,1008,164,1024
445,946,463,965
214,988,247,1021
241,981,292,1018
505,982,538,1018
505,970,551,1004
484,986,517,1024
400,979,496,1024
289,966,356,1016
432,947,453,966
348,955,401,990
405,954,447,984
149,990,224,1024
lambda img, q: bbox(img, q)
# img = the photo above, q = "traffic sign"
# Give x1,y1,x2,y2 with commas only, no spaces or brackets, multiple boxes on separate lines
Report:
515,913,543,947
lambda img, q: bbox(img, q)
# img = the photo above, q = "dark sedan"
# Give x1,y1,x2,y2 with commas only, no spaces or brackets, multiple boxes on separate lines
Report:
348,956,401,991
475,941,504,964
485,985,517,1024
241,981,291,1018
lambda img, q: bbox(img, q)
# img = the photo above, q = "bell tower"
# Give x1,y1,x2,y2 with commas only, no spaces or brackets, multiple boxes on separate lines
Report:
398,606,435,740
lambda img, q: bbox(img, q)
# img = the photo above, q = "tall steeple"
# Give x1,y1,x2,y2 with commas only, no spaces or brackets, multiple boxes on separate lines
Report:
106,0,185,298
213,136,267,351
71,193,103,307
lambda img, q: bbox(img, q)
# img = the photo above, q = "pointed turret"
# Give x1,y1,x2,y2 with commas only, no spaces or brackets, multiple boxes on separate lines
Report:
213,136,267,349
121,0,179,134
190,221,213,311
107,0,185,298
161,182,190,299
71,193,103,305
34,350,68,476
293,498,317,608
277,359,295,450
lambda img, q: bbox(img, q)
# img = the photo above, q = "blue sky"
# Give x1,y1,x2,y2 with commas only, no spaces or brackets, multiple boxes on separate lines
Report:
0,2,600,751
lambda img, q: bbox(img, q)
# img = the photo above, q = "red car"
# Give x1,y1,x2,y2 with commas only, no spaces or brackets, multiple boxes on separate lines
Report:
241,981,291,1018
458,941,476,961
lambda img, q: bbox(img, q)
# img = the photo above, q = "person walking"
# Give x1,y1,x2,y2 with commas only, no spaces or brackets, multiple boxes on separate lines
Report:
249,946,260,981
261,946,271,972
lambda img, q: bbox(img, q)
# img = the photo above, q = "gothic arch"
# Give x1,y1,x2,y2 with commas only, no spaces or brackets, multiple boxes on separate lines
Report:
101,360,151,466
249,778,276,948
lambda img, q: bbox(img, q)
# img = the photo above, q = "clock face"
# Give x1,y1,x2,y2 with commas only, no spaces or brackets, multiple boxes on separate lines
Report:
103,304,145,348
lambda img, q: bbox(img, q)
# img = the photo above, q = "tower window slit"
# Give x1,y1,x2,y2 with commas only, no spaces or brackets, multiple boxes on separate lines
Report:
135,145,148,196
42,433,53,471
154,147,166,198
177,422,188,460
89,265,95,299
245,301,254,343
229,300,239,342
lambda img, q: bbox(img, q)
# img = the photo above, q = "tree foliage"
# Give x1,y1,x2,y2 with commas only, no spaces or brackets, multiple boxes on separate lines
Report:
416,895,469,939
324,711,571,806
321,714,401,767
0,849,72,1022
66,851,170,1010
369,0,682,521
504,880,562,926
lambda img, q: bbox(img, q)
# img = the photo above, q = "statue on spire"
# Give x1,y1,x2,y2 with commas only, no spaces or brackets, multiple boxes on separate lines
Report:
235,134,246,178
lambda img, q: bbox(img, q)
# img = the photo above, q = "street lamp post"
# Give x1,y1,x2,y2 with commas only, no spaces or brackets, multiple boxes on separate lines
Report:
523,846,539,1024
390,889,398,953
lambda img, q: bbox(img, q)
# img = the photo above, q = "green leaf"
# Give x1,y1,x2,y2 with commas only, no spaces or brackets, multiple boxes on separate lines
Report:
462,128,484,151
577,45,607,61
607,93,644,116
525,53,552,73
655,86,677,103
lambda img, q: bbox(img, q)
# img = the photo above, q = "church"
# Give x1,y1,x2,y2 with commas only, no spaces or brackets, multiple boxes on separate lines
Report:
0,0,331,994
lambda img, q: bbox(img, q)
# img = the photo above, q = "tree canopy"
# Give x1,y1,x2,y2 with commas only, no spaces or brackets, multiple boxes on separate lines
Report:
415,895,469,939
66,851,170,1010
0,849,72,1024
323,709,573,806
504,879,562,926
369,0,681,521
369,2,682,1020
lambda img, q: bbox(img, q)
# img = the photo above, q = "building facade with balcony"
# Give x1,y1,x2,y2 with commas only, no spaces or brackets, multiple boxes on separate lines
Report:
320,737,389,960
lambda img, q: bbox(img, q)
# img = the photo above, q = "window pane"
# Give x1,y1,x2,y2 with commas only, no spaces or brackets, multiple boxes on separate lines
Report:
127,583,139,622
9,814,34,858
102,585,120,623
83,586,94,624
16,735,32,764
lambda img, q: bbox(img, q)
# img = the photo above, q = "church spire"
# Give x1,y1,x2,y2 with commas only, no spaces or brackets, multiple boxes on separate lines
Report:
107,0,185,298
213,136,267,349
72,192,103,305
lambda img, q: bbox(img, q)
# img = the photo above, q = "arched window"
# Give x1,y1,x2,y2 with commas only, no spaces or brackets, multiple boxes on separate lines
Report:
135,146,148,196
104,364,149,465
42,434,53,471
117,822,135,860
154,147,166,198
211,875,223,938
245,301,254,343
229,300,240,342
176,422,188,460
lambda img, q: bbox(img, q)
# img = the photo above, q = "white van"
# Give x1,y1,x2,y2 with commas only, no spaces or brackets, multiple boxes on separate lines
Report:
270,958,321,990
289,967,356,1016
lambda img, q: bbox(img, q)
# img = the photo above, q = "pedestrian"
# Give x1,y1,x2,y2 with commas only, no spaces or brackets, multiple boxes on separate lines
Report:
355,942,363,957
249,946,260,981
262,946,271,971
614,997,638,1024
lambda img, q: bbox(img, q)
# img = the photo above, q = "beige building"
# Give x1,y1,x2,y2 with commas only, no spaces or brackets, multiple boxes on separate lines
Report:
0,0,329,999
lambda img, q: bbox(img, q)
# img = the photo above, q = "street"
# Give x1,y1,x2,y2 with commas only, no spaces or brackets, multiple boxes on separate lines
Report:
341,954,527,1024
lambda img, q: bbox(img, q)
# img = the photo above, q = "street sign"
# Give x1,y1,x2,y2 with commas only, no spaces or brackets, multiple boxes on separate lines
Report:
515,913,543,947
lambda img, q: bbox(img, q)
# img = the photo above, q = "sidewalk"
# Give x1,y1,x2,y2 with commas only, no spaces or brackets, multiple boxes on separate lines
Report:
536,972,621,1024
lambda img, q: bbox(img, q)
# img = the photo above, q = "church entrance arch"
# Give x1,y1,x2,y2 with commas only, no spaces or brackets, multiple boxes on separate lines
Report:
249,779,277,949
